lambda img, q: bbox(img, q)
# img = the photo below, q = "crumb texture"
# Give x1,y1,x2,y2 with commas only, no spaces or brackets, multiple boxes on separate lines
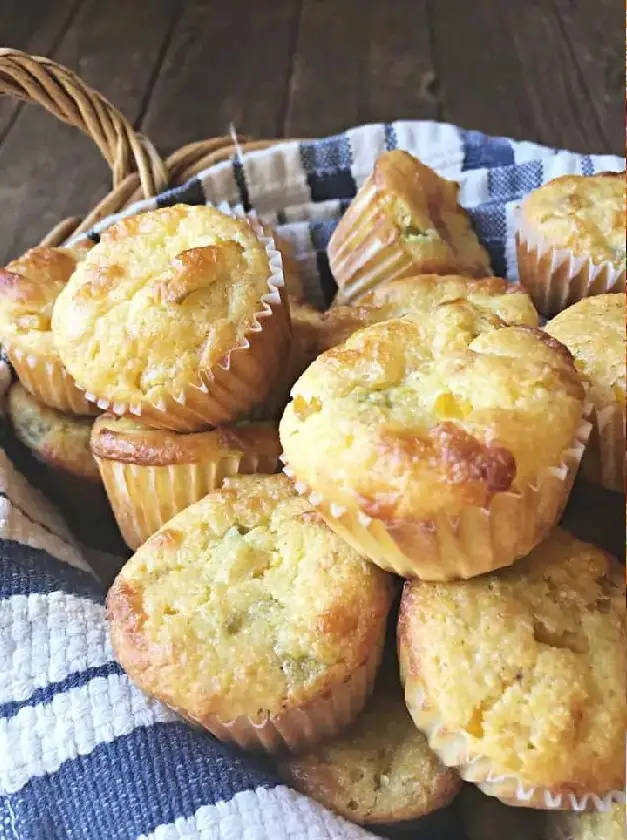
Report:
521,173,626,264
280,301,584,521
107,474,391,721
399,528,626,795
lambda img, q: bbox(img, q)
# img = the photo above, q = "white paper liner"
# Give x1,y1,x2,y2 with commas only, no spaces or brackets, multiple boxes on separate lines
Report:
582,401,626,492
515,208,625,317
178,637,384,754
76,204,289,431
328,177,416,305
96,447,281,549
282,409,592,581
401,683,625,812
5,344,98,415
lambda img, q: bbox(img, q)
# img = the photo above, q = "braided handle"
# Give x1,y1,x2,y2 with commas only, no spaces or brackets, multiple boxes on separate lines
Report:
0,48,288,246
0,49,168,194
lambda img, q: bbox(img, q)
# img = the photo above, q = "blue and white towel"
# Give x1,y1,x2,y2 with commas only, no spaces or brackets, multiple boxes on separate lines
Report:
1,122,624,840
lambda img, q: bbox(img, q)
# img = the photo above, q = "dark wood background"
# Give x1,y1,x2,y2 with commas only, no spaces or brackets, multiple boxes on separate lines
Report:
1,0,624,264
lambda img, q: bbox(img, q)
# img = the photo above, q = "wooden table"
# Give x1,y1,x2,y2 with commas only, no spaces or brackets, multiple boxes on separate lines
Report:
1,0,623,264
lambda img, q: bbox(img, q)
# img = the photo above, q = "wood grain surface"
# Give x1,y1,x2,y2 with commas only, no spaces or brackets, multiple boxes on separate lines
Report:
0,0,624,262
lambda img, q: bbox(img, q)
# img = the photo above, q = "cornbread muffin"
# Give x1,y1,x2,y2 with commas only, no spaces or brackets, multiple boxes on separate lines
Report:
7,381,110,524
546,295,626,492
280,301,588,580
91,414,282,549
52,205,289,431
320,274,538,352
398,528,626,810
278,660,461,825
516,172,626,316
546,805,626,840
107,473,393,752
328,151,492,304
460,784,546,840
0,241,96,413
360,274,539,327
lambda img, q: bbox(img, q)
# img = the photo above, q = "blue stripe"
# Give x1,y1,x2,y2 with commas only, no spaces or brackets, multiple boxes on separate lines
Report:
0,543,104,601
232,159,251,212
487,159,543,201
461,129,515,171
581,154,594,176
0,661,123,720
384,123,398,151
300,135,357,202
155,177,206,209
5,722,280,840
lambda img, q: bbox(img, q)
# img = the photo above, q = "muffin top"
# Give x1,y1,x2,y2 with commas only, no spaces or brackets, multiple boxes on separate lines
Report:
519,173,626,265
107,473,392,721
545,805,626,840
460,785,546,840
52,205,276,405
8,382,99,481
369,151,492,277
280,301,584,521
546,294,626,409
278,660,460,825
360,274,538,327
399,528,626,796
0,242,92,356
320,275,538,353
91,414,282,467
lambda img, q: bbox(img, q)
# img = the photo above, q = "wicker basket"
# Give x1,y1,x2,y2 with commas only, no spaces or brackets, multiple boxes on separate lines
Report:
0,47,287,247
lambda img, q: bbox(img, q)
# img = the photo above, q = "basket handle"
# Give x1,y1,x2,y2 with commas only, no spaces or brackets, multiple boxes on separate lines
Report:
0,49,289,248
0,48,169,243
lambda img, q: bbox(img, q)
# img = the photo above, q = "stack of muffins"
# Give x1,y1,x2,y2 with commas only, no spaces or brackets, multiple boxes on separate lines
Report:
1,151,624,837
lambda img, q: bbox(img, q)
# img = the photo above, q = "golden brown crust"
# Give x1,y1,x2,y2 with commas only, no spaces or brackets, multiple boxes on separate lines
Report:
520,173,626,265
278,660,461,825
360,274,538,326
371,151,492,277
280,301,584,522
91,414,282,467
51,205,285,414
321,274,538,353
107,474,392,723
546,294,626,409
398,528,626,798
8,382,99,481
0,242,93,357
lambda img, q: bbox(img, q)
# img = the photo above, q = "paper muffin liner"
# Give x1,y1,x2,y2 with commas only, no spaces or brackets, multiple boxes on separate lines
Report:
581,401,626,493
79,205,290,432
181,635,384,754
96,446,282,550
328,176,417,306
400,677,625,812
4,344,98,415
283,410,592,581
515,210,626,317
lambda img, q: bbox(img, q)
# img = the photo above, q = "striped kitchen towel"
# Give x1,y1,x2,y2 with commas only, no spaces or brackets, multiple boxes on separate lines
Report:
1,122,624,840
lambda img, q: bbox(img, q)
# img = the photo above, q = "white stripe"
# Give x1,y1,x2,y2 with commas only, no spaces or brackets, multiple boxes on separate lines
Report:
0,593,113,704
140,786,376,840
1,673,177,794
